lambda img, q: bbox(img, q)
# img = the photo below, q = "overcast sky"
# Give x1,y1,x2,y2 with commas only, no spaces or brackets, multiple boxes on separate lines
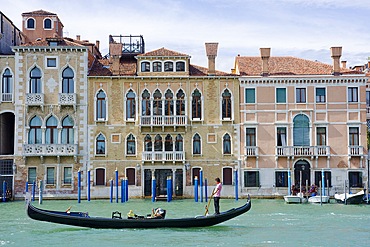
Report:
2,0,369,72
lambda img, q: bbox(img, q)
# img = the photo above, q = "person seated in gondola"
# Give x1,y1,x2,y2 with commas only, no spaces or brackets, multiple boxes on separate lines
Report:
152,208,166,219
310,184,317,196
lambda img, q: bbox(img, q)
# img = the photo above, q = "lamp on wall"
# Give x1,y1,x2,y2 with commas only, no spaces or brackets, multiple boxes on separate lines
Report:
185,163,190,171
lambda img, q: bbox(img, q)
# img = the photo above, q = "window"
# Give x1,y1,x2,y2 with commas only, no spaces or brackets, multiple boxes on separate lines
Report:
46,116,58,144
165,134,173,151
245,88,255,103
192,168,200,185
96,134,106,155
64,167,72,184
2,68,12,94
141,62,150,72
348,171,362,188
246,128,256,146
276,88,286,103
193,134,201,154
144,134,152,151
317,127,326,146
61,116,74,144
316,88,326,103
29,116,42,144
223,168,232,185
293,114,310,146
153,89,162,116
154,134,163,151
47,167,55,184
244,171,259,187
0,160,13,175
126,168,135,185
96,90,106,120
296,88,306,103
27,18,35,29
164,89,174,116
126,134,136,155
223,133,231,154
176,62,185,71
192,89,202,119
275,171,288,187
366,91,370,106
153,62,162,72
314,171,331,187
44,18,52,29
348,87,358,102
175,134,183,151
142,90,151,116
349,127,359,146
30,67,41,93
176,89,185,115
28,167,36,183
222,89,232,119
49,42,58,46
164,62,173,72
47,58,56,67
277,127,286,146
96,168,105,186
62,68,74,93
126,90,136,119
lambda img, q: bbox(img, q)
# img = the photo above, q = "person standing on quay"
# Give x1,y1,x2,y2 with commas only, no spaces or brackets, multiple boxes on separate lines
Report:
213,178,222,214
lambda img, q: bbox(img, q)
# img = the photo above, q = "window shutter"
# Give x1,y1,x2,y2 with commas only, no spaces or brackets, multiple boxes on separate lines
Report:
256,171,260,187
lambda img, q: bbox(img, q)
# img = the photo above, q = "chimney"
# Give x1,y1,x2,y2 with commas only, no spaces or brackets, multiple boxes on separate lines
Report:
76,35,80,41
205,43,218,76
109,42,123,75
260,48,271,76
96,40,100,50
330,47,342,76
341,61,347,69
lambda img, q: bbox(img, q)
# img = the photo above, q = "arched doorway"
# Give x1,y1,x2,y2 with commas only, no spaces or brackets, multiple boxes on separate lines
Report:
294,159,310,186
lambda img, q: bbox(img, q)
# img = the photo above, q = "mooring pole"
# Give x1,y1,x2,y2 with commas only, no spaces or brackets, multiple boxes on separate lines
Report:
121,178,124,203
344,180,347,205
110,179,113,203
152,176,156,202
25,182,28,194
319,180,322,206
115,169,118,203
2,181,5,202
78,169,81,203
322,169,325,196
288,170,291,196
205,178,208,202
235,169,238,201
125,177,128,202
200,170,203,203
327,179,330,200
32,181,35,202
39,180,43,205
167,177,170,202
87,170,90,201
195,176,198,202
169,176,172,201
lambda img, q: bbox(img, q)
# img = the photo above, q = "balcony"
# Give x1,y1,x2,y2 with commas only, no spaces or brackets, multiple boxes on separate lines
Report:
1,93,13,102
245,146,259,156
348,146,363,156
140,115,187,130
58,93,77,111
142,151,185,163
25,93,44,111
276,146,330,157
23,144,78,163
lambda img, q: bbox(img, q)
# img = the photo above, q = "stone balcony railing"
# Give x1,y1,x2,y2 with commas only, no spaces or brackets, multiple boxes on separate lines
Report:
58,93,77,110
1,93,13,102
25,93,44,111
348,145,363,156
276,146,330,157
140,116,187,126
142,151,185,163
23,143,78,163
244,146,259,156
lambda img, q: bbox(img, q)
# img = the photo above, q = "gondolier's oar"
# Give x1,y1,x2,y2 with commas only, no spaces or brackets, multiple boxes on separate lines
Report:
204,188,215,216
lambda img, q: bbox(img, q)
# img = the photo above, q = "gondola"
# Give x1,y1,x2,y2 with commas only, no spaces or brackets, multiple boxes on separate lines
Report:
26,196,251,229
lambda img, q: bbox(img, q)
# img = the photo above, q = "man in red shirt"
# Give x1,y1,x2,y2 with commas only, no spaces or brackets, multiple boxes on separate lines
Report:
213,178,222,214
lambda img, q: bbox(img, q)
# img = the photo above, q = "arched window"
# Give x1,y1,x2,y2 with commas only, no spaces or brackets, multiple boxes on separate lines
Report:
127,134,136,155
46,116,58,144
153,89,162,116
222,89,232,119
2,69,12,101
293,114,310,146
141,62,150,72
192,89,202,119
27,18,35,29
44,18,52,29
126,90,136,119
176,89,185,115
164,62,173,72
153,62,162,72
164,89,173,116
30,67,41,93
142,90,151,116
62,67,74,93
154,134,162,151
96,134,105,155
144,134,152,151
176,61,185,71
175,134,183,151
61,116,74,144
96,90,106,120
223,133,231,154
29,116,42,144
165,134,173,151
193,134,201,155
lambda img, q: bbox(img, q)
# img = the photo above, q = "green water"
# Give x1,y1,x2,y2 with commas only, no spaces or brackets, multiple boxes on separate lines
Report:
0,199,369,246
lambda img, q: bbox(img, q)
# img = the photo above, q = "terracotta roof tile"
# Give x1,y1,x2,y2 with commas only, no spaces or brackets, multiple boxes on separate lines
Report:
190,64,235,77
22,10,57,16
89,59,137,76
18,38,85,47
137,48,189,57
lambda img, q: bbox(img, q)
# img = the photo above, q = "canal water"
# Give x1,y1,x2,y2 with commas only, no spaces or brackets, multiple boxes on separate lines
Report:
0,199,369,246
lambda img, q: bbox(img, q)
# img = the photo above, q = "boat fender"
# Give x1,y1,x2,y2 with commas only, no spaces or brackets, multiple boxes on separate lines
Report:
112,211,122,219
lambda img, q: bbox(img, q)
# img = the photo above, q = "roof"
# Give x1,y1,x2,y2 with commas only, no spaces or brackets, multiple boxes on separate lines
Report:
18,38,85,47
189,64,235,77
137,48,189,57
236,56,363,76
22,10,57,16
89,59,137,76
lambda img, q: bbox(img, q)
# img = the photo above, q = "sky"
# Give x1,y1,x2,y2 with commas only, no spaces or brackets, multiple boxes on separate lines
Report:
2,0,369,72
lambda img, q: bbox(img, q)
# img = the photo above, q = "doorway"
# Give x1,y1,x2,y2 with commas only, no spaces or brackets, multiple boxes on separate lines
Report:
294,160,310,186
155,169,172,196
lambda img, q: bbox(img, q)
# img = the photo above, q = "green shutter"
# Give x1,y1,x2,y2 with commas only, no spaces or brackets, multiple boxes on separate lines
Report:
245,88,255,103
256,171,260,187
244,171,248,187
276,88,286,103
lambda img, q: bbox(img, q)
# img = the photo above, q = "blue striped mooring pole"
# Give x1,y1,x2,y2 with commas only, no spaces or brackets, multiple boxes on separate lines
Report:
39,180,43,205
32,181,35,201
322,169,325,196
121,178,124,203
205,178,208,202
288,170,291,196
195,176,198,202
167,177,170,202
25,182,28,193
110,179,113,203
115,169,118,203
78,169,81,203
200,170,203,203
125,178,128,202
87,170,90,201
235,169,238,201
152,176,156,202
170,176,172,201
2,181,5,202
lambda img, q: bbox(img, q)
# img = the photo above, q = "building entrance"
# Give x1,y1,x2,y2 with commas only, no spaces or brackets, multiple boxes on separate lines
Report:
294,160,310,187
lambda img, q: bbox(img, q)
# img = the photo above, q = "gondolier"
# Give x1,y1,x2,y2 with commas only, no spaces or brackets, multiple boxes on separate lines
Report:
213,178,222,214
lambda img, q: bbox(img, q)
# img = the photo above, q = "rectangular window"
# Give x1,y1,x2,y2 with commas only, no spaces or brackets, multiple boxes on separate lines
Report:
0,160,13,175
244,171,259,187
276,88,286,103
246,128,256,146
47,167,55,184
277,127,286,146
296,88,306,103
28,167,36,183
223,168,232,185
348,171,362,188
349,127,359,146
47,58,56,67
192,168,200,185
64,167,72,184
316,127,326,146
348,87,358,102
366,91,370,106
314,171,331,187
245,88,255,103
49,41,58,46
275,171,288,187
316,88,326,103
